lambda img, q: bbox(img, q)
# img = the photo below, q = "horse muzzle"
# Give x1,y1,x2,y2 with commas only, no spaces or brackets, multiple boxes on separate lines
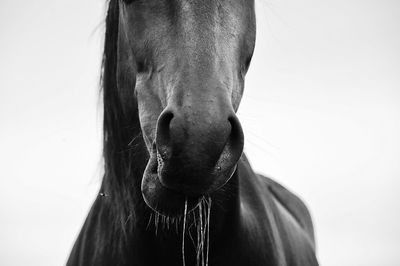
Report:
141,104,244,216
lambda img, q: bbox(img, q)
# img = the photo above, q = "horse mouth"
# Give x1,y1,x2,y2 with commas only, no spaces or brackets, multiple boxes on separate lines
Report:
141,149,236,217
141,153,200,216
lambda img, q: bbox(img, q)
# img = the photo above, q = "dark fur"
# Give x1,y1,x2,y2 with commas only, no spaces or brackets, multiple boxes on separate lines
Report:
67,1,319,265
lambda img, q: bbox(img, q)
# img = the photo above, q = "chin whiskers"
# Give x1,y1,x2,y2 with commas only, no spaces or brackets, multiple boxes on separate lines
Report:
182,198,188,266
195,196,212,266
146,196,213,266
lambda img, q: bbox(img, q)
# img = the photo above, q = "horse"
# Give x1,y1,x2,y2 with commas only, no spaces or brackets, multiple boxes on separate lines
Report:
67,0,319,265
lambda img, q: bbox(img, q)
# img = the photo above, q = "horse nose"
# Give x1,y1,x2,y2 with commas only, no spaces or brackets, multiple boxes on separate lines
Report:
155,107,244,195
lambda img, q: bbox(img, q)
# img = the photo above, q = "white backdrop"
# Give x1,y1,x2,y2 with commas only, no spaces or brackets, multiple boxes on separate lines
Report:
1,0,399,265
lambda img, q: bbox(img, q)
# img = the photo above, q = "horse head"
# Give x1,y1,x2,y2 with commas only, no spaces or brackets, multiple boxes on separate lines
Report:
114,0,256,216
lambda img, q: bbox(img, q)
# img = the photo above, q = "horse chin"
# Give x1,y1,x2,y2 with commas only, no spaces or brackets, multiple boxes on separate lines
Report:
141,152,236,217
141,154,199,216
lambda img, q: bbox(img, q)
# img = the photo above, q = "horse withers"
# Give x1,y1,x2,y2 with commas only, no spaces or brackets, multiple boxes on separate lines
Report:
67,0,319,265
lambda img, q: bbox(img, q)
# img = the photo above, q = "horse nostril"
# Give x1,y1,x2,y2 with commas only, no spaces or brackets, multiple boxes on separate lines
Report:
228,114,244,157
156,110,174,160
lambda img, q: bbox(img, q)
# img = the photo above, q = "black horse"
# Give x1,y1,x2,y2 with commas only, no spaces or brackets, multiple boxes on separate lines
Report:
67,0,319,265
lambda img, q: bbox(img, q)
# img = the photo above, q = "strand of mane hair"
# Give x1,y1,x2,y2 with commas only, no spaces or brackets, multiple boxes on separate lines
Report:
96,0,149,262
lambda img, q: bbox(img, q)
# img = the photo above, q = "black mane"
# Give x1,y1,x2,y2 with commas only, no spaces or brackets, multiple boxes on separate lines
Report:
98,0,148,259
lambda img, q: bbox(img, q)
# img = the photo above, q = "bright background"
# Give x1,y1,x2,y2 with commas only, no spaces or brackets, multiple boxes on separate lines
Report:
1,0,399,265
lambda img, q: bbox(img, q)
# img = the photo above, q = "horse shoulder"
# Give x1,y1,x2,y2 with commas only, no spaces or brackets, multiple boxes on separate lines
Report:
259,175,319,265
237,158,288,265
261,176,315,244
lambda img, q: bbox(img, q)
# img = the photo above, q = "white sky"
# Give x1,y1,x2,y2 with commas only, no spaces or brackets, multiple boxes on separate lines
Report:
0,0,399,265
